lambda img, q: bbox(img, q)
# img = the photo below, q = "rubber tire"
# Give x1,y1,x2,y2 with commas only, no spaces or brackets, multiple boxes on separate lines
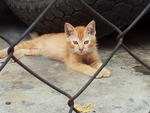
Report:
4,0,150,38
0,1,6,15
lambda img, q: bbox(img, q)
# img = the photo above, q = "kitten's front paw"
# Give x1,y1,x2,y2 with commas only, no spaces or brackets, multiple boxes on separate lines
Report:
10,58,16,63
96,68,111,78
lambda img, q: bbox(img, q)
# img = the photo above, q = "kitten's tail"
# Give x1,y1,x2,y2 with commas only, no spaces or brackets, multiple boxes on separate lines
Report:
0,41,35,58
0,48,8,58
0,32,39,58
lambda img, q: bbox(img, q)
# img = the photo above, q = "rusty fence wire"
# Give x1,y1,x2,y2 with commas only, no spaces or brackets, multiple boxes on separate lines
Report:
0,0,150,113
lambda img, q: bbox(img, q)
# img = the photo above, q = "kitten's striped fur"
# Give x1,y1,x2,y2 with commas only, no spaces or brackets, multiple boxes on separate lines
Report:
0,20,110,78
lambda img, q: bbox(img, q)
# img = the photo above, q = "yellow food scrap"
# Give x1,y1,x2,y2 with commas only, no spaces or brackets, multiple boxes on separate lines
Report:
74,104,94,113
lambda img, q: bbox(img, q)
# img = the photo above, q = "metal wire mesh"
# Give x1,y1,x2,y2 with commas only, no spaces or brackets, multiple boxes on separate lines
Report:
0,0,150,113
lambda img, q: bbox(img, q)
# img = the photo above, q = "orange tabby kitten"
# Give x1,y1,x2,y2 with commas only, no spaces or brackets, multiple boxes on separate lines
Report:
0,20,110,78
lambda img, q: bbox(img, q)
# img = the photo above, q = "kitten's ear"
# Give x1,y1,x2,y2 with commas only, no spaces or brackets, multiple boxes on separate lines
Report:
64,23,76,37
85,20,96,36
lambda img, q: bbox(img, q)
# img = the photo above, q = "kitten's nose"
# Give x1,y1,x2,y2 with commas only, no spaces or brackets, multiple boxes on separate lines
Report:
79,48,84,52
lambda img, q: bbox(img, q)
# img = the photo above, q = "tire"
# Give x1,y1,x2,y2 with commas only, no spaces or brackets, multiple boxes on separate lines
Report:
4,0,150,38
0,1,6,15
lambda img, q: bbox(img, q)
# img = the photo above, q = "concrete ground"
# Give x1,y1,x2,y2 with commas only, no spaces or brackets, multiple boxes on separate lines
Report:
0,13,150,113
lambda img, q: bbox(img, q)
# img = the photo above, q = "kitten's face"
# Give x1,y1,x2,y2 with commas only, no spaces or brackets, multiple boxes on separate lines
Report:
65,20,96,55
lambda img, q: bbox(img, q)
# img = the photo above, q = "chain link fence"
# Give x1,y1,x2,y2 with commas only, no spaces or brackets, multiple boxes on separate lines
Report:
0,0,150,113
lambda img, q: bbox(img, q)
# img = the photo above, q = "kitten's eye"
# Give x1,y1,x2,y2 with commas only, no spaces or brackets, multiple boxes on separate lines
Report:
84,40,89,44
73,41,78,45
